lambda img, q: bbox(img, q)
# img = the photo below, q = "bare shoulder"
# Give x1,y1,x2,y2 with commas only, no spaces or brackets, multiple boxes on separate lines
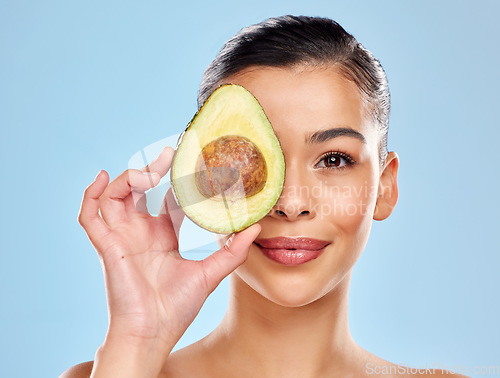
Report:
60,361,94,378
59,342,212,378
160,342,216,378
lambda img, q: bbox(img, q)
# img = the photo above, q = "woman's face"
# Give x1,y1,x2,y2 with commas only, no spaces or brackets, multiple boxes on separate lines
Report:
220,65,397,307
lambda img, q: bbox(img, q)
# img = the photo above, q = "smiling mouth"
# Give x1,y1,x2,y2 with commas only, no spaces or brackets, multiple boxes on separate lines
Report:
253,237,330,266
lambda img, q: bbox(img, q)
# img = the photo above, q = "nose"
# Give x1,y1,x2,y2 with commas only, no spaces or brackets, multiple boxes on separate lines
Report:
268,166,316,221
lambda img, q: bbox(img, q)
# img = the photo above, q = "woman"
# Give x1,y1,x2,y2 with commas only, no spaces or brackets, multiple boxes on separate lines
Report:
63,16,466,377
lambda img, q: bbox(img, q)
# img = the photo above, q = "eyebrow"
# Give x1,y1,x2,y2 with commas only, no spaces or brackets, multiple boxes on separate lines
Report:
306,127,367,144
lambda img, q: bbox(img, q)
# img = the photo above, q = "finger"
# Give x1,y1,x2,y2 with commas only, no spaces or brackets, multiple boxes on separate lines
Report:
201,223,261,293
100,169,160,225
78,171,111,247
128,147,174,215
128,172,160,215
130,189,148,214
159,187,185,240
141,146,175,177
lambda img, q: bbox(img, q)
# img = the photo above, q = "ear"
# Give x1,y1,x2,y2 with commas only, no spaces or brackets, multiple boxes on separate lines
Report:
373,151,399,221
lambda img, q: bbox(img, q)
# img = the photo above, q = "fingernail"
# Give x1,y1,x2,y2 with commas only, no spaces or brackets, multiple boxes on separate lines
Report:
94,170,102,181
224,233,235,249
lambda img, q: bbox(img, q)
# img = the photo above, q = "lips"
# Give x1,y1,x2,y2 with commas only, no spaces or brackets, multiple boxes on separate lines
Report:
254,237,330,266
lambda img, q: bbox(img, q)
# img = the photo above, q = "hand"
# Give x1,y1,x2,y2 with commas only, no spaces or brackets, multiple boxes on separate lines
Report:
78,147,260,371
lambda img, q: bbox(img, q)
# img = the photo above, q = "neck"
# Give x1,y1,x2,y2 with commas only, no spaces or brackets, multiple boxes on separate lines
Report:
207,271,360,377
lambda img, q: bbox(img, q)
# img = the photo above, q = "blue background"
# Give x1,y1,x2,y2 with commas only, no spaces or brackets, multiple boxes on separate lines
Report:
1,1,499,377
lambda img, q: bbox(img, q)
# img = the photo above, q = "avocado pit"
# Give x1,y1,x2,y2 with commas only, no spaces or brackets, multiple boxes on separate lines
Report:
195,135,267,199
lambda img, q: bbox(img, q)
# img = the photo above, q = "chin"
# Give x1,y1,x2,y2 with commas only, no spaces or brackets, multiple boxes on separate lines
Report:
235,256,342,309
264,288,325,308
239,267,346,308
236,273,322,308
234,239,360,310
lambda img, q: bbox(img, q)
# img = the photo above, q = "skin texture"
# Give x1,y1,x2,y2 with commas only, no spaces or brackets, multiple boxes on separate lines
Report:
62,65,469,378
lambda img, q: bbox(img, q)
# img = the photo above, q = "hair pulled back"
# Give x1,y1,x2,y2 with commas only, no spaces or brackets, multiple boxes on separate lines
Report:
199,15,390,163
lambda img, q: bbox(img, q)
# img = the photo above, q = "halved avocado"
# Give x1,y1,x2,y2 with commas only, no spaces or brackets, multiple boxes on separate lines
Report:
171,84,285,234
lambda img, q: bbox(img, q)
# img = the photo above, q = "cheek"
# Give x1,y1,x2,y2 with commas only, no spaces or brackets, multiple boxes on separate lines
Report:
316,176,378,232
314,178,378,289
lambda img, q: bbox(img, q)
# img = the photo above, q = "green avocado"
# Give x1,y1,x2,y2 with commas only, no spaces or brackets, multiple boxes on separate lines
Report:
171,84,285,234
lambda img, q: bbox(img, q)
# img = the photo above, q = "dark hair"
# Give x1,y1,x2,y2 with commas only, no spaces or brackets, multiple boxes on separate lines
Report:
198,15,390,163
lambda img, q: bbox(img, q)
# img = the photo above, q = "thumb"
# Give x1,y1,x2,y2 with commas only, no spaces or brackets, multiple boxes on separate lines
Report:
201,223,261,293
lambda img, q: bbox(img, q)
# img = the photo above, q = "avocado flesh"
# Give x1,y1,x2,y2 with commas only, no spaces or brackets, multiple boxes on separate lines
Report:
171,84,285,234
